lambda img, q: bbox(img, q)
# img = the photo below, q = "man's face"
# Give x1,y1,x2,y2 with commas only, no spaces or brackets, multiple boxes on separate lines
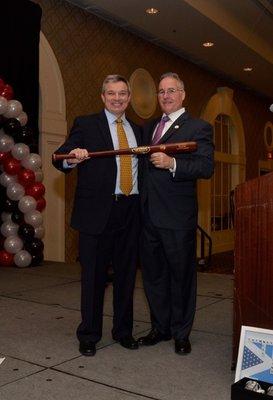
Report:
158,77,185,115
101,81,131,117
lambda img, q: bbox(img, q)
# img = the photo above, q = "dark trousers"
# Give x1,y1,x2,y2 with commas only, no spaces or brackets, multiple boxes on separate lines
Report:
140,211,196,341
76,195,139,343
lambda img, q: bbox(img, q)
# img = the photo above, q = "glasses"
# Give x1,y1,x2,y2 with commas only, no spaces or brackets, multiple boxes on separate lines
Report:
157,88,184,96
104,90,129,98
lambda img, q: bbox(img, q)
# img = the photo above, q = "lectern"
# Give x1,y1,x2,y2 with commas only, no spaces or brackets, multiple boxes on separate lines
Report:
233,172,273,364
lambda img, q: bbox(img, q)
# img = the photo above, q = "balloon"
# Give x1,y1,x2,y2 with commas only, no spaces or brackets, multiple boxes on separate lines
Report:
0,134,14,152
15,126,33,145
0,171,17,187
2,198,18,213
1,212,12,222
25,182,45,200
0,151,11,164
18,195,37,213
16,111,28,126
0,96,8,115
3,118,22,138
24,210,43,227
31,252,44,266
3,157,21,175
18,223,35,241
11,210,24,224
17,168,35,187
0,84,14,101
0,234,5,249
34,169,44,182
7,182,25,201
36,197,46,211
0,221,19,237
34,225,45,239
3,100,23,119
24,238,44,255
0,250,14,266
11,143,30,160
14,250,32,267
21,153,41,171
4,235,23,254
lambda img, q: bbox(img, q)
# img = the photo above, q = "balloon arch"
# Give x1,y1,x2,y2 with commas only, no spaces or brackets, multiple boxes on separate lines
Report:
0,77,45,268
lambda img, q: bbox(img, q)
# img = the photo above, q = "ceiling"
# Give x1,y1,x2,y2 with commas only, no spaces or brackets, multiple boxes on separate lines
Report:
66,0,273,101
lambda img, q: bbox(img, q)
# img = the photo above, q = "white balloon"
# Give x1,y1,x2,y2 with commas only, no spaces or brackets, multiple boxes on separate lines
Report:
0,96,8,115
4,235,23,254
3,100,23,119
6,182,25,201
14,250,32,267
0,134,14,152
0,172,17,187
11,143,30,160
1,221,19,237
1,212,12,222
16,111,28,126
24,210,43,227
34,225,45,239
18,196,37,213
21,153,42,171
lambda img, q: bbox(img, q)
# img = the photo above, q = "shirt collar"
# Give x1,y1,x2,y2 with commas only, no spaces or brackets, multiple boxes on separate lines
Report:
105,109,127,125
163,107,185,122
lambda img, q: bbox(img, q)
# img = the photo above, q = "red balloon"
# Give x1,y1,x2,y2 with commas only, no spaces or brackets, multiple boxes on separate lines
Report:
0,151,11,164
25,182,45,200
17,168,36,187
3,156,21,175
36,196,46,211
0,84,14,100
0,250,14,267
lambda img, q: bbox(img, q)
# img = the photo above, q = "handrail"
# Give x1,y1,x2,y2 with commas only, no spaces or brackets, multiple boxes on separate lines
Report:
197,225,212,270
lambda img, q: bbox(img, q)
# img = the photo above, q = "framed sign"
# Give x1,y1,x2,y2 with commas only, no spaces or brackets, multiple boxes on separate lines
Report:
235,325,273,384
129,68,157,119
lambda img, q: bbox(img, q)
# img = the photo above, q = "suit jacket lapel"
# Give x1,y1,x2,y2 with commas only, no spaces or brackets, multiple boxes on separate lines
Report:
98,110,114,149
159,112,189,143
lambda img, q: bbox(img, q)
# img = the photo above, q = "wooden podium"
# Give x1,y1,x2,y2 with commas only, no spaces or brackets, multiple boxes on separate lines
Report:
233,172,273,364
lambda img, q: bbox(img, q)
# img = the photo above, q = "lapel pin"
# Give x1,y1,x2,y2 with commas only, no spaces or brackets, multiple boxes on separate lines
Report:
174,125,179,129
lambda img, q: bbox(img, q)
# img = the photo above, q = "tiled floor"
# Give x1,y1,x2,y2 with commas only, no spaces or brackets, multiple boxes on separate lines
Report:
0,262,234,399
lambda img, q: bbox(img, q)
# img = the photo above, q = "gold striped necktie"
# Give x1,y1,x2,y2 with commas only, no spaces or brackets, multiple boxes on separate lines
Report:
116,118,133,196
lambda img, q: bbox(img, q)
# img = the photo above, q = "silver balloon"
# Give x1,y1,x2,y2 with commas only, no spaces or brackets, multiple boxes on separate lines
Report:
1,221,19,237
11,143,30,160
34,168,44,182
34,225,45,239
0,134,14,152
0,172,17,187
16,111,28,126
4,235,23,254
1,212,12,222
0,96,8,115
14,250,32,268
18,195,37,213
3,100,23,119
7,182,25,201
21,153,42,171
24,210,43,227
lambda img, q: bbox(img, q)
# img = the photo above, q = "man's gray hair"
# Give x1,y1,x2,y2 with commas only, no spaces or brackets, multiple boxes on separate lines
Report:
102,74,131,93
159,72,184,90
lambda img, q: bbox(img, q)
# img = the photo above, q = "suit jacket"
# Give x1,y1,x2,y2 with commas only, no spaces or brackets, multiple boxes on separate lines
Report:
141,111,214,230
53,110,142,235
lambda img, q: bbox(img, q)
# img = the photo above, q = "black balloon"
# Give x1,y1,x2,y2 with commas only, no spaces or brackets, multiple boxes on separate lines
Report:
31,252,44,266
15,125,34,144
0,115,4,129
11,210,24,224
3,118,22,138
18,223,35,241
3,198,18,213
24,238,44,255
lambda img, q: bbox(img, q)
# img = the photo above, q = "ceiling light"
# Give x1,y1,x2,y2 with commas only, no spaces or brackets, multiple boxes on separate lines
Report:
146,8,159,14
243,67,253,72
202,42,214,48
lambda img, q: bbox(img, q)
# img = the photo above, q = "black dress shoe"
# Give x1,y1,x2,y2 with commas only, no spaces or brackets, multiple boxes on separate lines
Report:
119,336,139,350
138,328,172,346
79,341,96,356
174,339,191,355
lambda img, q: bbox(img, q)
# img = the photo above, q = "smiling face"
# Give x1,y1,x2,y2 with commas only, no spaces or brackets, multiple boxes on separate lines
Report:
101,81,131,118
158,77,185,115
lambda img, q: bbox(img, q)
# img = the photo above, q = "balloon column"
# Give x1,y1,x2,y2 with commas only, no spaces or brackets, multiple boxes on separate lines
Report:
0,77,45,268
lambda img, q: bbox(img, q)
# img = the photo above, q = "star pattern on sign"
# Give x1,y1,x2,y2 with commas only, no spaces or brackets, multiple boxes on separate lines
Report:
242,346,264,370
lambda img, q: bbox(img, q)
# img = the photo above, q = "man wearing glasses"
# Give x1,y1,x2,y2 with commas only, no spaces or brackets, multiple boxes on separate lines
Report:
53,75,141,356
138,72,214,355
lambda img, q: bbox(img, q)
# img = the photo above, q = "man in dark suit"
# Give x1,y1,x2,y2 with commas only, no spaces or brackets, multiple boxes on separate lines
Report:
53,75,142,356
138,72,214,355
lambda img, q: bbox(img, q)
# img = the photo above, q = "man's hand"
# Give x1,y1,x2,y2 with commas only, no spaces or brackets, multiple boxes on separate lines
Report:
150,152,174,170
67,148,90,164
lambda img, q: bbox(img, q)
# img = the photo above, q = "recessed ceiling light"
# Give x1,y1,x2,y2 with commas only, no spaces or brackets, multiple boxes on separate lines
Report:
202,42,214,47
243,67,253,72
146,7,159,14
